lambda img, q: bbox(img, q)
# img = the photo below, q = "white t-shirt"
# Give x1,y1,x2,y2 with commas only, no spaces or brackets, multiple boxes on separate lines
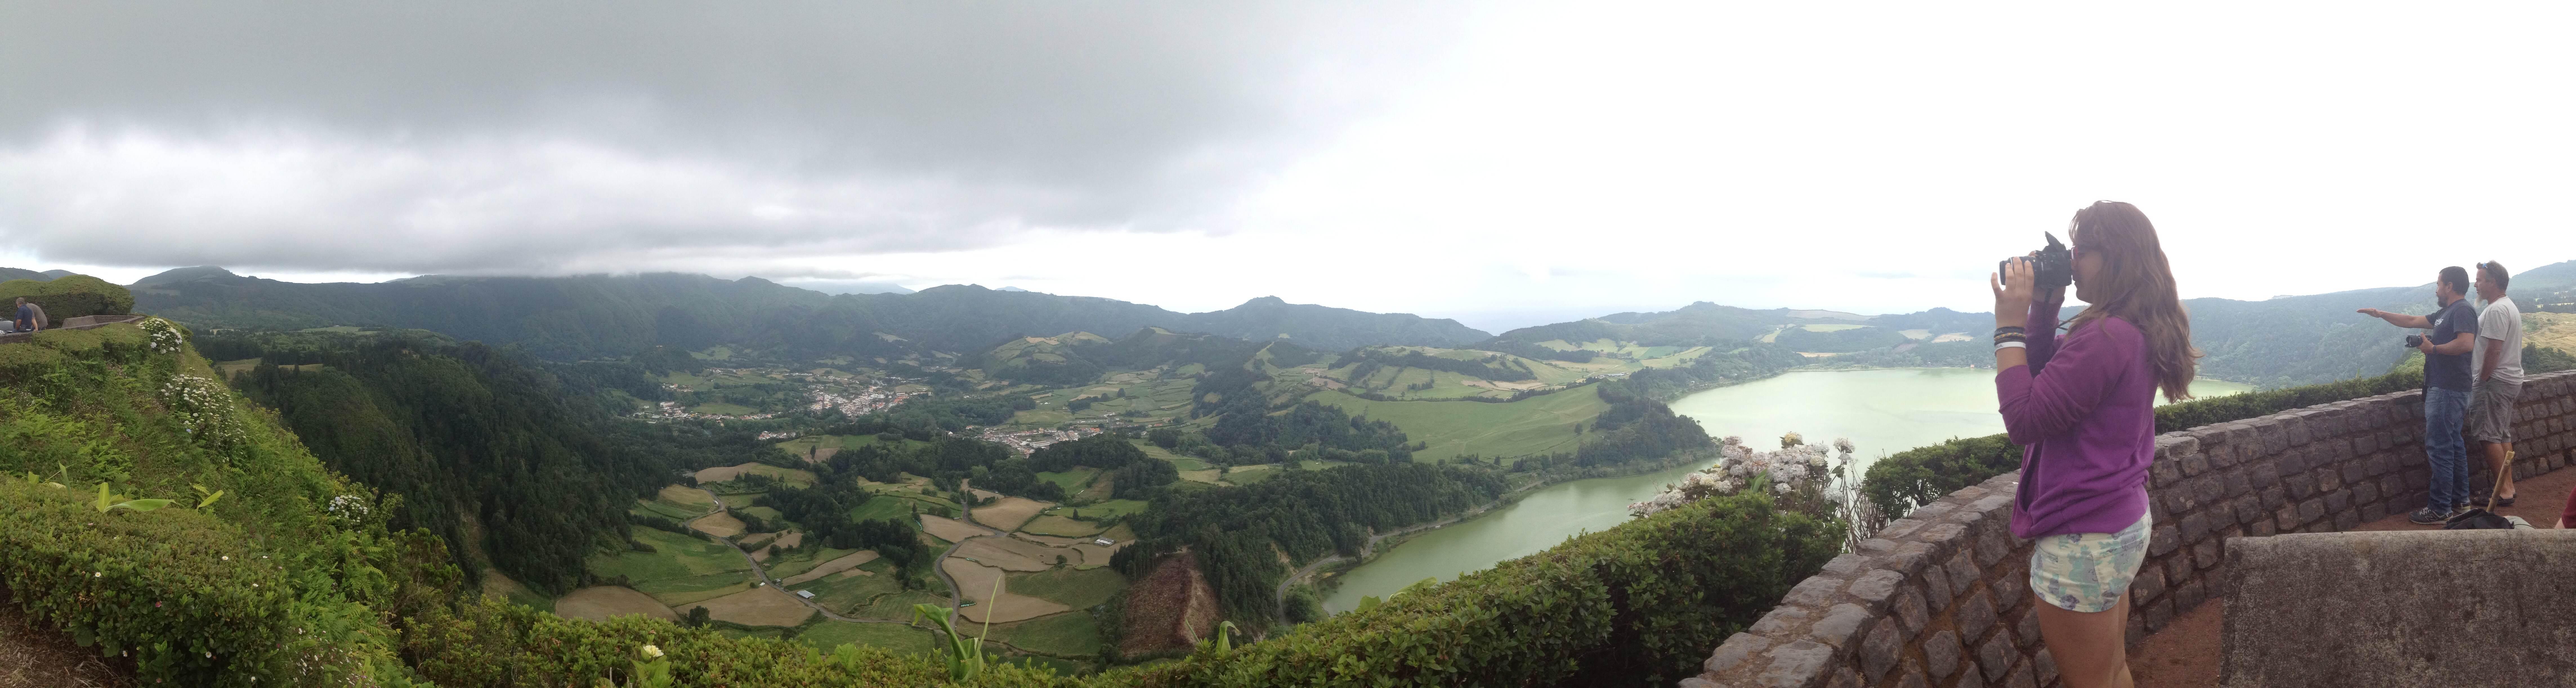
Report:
2472,295,2523,385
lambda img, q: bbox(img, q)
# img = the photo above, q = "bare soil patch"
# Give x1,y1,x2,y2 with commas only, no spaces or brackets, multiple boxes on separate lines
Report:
691,512,746,538
0,584,136,688
957,538,1060,571
972,496,1050,531
695,585,816,627
554,586,679,622
944,559,1070,624
921,516,986,543
1118,552,1220,657
782,550,881,586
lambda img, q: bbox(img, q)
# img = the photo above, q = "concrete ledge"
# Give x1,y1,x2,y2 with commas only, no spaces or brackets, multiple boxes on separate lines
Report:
2221,529,2576,688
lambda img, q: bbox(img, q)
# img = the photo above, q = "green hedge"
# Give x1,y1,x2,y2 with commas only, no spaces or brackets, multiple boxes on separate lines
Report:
1860,365,2428,515
0,275,135,319
1083,490,1843,687
0,479,334,684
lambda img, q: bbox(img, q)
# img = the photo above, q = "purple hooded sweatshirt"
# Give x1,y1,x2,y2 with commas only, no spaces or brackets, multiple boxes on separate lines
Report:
1996,299,2157,539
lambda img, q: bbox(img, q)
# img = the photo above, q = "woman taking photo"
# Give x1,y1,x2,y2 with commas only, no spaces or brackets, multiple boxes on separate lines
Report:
1990,201,2199,688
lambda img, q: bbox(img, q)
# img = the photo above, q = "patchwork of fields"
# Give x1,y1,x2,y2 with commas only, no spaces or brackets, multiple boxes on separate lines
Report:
1310,385,1608,463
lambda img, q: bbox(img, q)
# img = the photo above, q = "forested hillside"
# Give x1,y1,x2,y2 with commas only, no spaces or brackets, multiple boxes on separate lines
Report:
130,267,1489,360
217,330,769,594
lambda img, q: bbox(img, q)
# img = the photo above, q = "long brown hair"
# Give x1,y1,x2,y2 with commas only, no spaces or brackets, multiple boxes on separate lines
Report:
2065,201,2201,401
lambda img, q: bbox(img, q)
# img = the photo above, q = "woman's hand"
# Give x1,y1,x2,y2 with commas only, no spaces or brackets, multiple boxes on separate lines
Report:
1992,256,2034,329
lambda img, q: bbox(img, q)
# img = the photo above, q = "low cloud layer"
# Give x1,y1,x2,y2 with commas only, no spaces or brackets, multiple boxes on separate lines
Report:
0,1,1467,274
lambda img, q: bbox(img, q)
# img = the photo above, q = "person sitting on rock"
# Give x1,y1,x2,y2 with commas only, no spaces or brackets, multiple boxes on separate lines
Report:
8,296,41,334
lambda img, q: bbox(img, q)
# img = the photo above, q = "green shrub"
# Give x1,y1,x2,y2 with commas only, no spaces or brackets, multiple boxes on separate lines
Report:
1085,490,1843,687
0,275,134,319
0,479,350,684
1861,365,2429,515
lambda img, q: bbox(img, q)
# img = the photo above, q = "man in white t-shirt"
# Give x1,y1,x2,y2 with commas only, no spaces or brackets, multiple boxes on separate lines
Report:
2463,260,2524,507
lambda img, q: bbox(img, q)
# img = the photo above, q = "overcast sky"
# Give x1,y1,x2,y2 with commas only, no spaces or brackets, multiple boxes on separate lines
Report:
4,2,2572,333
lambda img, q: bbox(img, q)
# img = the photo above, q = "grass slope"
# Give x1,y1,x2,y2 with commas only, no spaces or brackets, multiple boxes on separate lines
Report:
1309,385,1610,463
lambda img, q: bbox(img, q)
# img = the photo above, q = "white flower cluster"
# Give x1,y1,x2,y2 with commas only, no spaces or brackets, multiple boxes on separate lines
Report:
326,494,371,524
1627,433,1857,518
161,374,244,449
140,317,184,354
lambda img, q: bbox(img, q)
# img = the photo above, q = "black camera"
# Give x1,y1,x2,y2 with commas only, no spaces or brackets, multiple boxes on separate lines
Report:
1998,232,2075,291
2405,334,2424,348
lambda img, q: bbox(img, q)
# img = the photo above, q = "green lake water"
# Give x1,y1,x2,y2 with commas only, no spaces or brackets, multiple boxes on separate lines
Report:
1319,368,2254,613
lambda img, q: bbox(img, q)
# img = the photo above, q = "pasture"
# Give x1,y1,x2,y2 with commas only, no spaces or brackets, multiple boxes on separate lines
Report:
1005,567,1125,610
858,590,951,620
955,538,1055,572
1036,468,1099,494
689,512,747,538
849,496,924,524
791,559,905,616
554,586,677,622
587,527,755,606
984,613,1105,658
1310,385,1608,463
759,543,857,580
1017,514,1106,538
693,462,818,487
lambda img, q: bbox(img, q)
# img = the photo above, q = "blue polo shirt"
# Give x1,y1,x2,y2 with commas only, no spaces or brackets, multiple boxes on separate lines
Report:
2425,298,2479,392
13,303,29,325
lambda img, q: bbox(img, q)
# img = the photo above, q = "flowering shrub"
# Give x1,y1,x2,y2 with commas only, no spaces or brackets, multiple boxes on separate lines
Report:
326,494,372,525
161,374,245,450
1632,433,1882,549
140,316,185,354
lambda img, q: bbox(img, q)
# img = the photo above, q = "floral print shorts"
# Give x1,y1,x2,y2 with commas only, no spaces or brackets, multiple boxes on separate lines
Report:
2028,511,2152,613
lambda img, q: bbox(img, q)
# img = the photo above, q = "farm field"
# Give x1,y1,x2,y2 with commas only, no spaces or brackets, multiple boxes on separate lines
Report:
1004,567,1124,610
1036,468,1098,494
849,496,925,524
1220,464,1277,484
796,620,938,656
1310,385,1609,463
920,516,987,543
984,613,1105,658
694,585,815,627
554,586,678,622
1018,514,1106,538
588,527,758,607
858,590,951,620
694,462,819,487
790,559,905,615
1065,499,1147,520
945,559,1070,624
972,497,1050,531
780,550,879,586
690,512,747,538
775,434,932,463
760,545,858,580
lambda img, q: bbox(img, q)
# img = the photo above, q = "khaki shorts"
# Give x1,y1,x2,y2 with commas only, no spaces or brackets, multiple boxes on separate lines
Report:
2467,379,2521,444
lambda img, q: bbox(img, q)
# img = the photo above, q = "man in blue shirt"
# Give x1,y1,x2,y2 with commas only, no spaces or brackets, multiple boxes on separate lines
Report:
9,296,36,334
2358,266,2479,523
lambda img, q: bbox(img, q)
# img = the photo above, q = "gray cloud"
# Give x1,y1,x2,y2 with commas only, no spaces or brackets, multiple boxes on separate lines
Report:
0,1,1471,273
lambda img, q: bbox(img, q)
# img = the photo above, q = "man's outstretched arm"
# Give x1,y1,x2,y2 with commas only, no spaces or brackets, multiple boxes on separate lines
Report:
2357,308,2432,329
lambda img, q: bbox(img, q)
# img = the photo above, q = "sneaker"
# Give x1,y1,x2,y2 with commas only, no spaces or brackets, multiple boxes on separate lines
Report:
2409,507,2454,525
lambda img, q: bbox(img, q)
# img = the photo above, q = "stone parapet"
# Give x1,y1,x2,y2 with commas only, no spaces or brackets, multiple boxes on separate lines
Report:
1686,370,2576,688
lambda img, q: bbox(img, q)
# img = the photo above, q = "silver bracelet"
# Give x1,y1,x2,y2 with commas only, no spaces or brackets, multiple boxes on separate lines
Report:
1994,341,2028,351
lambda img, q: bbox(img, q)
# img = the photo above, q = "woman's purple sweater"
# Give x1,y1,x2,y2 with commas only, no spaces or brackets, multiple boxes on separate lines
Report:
1996,299,2157,539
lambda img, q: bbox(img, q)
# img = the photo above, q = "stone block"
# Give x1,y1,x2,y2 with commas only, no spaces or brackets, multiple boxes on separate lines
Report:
2230,494,2263,525
1957,591,1997,642
1923,630,1962,680
1859,622,1901,681
2285,472,2317,499
2175,578,2207,613
2150,459,2181,488
1975,529,2012,568
2179,511,2214,544
1819,553,1870,577
1748,605,1811,635
2222,469,2251,498
2299,498,2326,525
1877,520,1924,541
2286,415,2313,446
1705,633,1771,675
2258,419,2289,454
1897,661,1929,688
1882,541,1935,578
1922,568,1953,612
2016,605,2041,648
2035,646,2060,686
2193,539,2221,570
2333,509,2359,532
2143,594,2174,632
1894,587,1929,636
2222,529,2576,686
2324,488,2350,514
1990,565,2027,605
2007,664,2037,688
1755,640,1835,688
1809,603,1873,648
2246,460,2280,489
1848,569,1903,608
1826,667,1861,688
2341,459,2368,486
2250,518,2277,537
2360,502,2387,523
1946,551,1982,596
1781,576,1846,608
2275,503,2302,532
2354,480,2379,506
2192,473,2225,507
2148,524,2180,556
2129,562,2167,602
2181,453,2209,477
1976,630,2016,681
1915,522,1969,560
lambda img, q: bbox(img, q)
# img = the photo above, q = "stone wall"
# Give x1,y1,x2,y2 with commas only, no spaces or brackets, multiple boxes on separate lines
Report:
1686,370,2576,688
2219,528,2576,687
